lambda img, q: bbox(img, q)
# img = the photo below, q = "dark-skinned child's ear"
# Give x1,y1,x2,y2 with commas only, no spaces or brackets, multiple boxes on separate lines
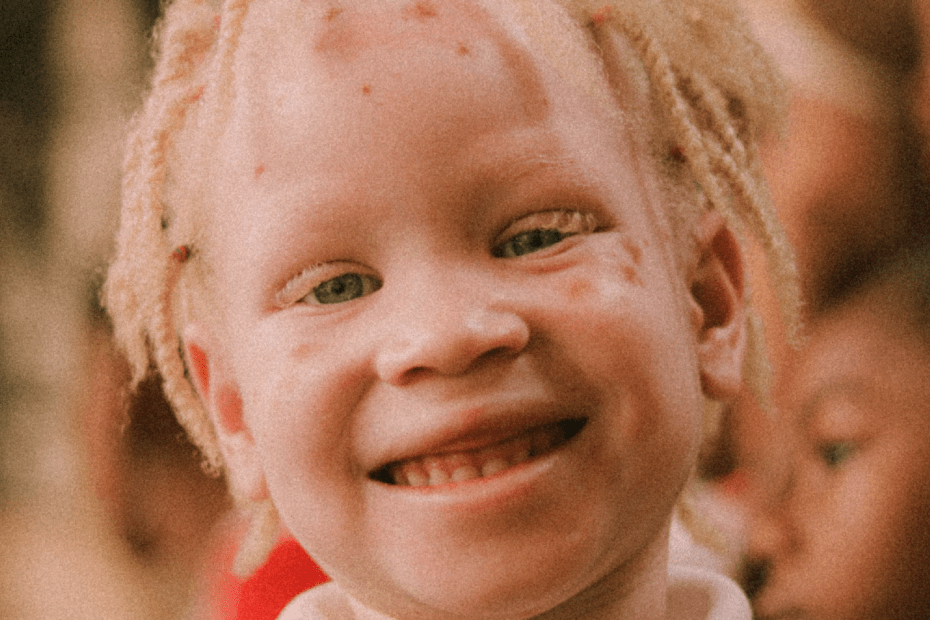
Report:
688,211,747,400
184,322,269,502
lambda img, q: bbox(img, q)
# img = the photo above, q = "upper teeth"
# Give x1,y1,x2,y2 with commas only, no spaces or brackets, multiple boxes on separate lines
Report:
387,424,562,487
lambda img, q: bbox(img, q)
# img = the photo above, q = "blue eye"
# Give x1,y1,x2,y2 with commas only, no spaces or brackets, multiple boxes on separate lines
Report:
819,442,856,468
493,210,598,258
495,229,574,258
307,273,382,305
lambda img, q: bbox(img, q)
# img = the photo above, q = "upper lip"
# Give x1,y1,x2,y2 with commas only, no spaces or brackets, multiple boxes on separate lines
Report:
364,396,591,477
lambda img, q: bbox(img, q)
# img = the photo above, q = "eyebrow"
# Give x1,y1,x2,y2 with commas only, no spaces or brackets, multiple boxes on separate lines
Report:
460,136,599,203
799,379,877,427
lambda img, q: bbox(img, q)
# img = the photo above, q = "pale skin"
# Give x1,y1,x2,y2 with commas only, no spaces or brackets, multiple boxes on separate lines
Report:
182,1,747,619
748,288,930,620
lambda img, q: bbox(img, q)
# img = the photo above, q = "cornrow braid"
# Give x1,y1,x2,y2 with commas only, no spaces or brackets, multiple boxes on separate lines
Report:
586,6,798,417
105,0,255,474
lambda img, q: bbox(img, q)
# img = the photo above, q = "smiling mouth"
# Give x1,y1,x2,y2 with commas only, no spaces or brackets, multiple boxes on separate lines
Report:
371,418,587,487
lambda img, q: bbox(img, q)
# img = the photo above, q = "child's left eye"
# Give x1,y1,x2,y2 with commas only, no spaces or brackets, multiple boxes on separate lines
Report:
493,210,598,258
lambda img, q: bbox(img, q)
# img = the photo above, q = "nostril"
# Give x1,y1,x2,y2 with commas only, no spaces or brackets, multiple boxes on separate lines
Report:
739,556,770,600
376,308,530,384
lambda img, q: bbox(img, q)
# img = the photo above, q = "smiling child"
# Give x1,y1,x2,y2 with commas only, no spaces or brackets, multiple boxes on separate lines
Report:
104,1,796,618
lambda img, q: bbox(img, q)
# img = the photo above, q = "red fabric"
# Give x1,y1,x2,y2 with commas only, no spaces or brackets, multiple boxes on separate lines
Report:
219,537,330,620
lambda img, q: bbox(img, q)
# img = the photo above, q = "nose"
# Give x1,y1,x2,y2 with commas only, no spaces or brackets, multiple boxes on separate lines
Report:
745,463,801,581
374,271,530,385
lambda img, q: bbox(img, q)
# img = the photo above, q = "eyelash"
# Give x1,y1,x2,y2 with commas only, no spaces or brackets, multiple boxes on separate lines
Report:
276,263,382,308
492,210,599,258
278,209,598,307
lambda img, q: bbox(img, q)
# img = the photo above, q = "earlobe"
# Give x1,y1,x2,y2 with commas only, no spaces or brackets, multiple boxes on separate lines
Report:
689,211,747,400
183,323,269,502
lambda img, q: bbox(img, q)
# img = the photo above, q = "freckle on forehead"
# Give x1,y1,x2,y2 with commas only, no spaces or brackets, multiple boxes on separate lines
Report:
406,0,438,19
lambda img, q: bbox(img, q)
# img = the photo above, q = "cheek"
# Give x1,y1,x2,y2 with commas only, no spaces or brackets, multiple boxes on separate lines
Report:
235,336,366,500
549,240,702,471
794,456,930,616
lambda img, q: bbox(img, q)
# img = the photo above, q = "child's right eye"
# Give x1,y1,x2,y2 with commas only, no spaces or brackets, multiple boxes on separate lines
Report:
277,264,383,308
303,273,383,305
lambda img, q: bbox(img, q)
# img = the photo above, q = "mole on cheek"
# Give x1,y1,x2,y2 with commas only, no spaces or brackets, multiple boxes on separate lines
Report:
405,1,438,19
361,84,372,95
567,278,593,300
622,237,643,265
292,343,316,361
622,264,644,286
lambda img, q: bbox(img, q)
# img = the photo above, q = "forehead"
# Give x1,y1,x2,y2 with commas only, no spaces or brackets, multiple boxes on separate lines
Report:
789,293,930,418
216,0,633,175
198,0,680,269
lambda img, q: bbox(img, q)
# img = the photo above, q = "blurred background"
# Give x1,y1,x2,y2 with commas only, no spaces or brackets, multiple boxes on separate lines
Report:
0,0,927,619
0,1,227,618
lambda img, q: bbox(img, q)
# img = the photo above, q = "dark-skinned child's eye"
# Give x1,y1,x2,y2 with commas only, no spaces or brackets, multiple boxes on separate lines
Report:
819,441,856,468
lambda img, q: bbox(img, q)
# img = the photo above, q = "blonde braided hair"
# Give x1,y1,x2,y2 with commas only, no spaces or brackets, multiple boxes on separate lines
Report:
105,0,251,473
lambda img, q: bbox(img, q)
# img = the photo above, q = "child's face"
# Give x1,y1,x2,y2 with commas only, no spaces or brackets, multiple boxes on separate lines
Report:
748,294,930,620
187,2,739,618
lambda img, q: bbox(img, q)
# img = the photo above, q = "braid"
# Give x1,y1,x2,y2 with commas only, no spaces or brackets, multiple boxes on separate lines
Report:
600,9,799,338
686,71,801,343
205,0,252,124
105,0,254,474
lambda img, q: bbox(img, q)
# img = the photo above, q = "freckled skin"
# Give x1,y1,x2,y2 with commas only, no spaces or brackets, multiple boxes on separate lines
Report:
407,1,438,20
622,237,644,265
566,279,591,300
189,2,742,620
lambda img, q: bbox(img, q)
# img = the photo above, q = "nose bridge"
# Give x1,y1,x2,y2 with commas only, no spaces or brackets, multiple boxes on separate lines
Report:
375,261,529,384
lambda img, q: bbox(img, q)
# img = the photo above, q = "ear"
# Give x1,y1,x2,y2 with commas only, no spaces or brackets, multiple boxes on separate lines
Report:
688,211,747,400
184,322,269,502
